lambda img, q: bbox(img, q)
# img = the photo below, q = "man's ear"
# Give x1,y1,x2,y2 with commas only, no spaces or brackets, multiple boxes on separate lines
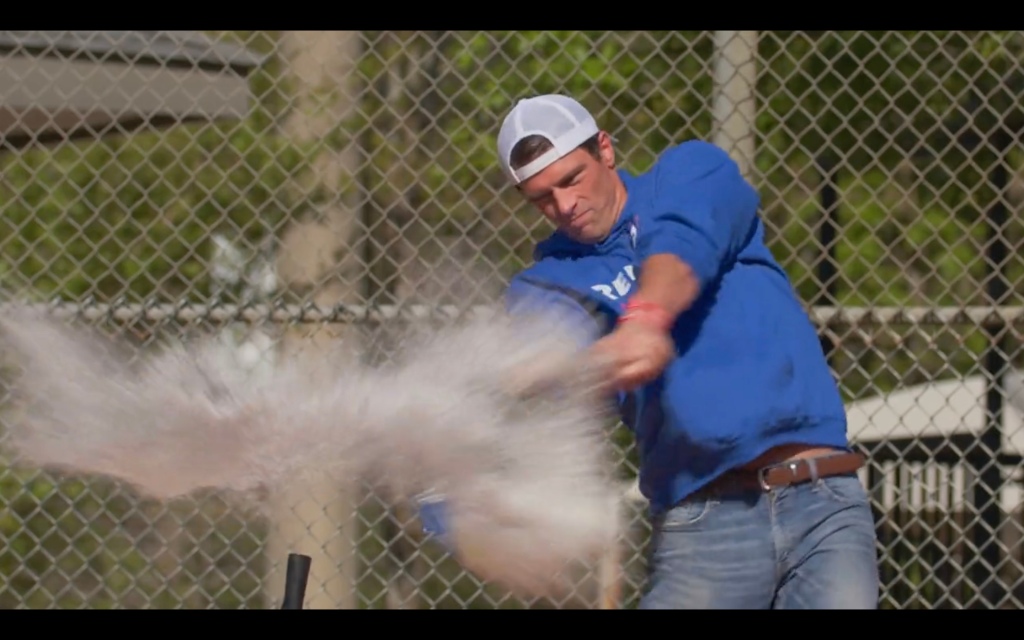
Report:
598,131,616,169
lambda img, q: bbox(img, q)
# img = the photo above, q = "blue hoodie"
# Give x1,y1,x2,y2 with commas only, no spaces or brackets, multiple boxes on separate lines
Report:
504,139,851,515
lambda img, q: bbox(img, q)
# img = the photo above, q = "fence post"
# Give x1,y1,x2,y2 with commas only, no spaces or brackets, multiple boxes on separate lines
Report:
710,31,758,181
975,125,1011,609
816,151,840,363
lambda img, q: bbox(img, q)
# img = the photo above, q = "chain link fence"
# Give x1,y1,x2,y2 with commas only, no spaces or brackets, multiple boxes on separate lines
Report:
0,30,1023,609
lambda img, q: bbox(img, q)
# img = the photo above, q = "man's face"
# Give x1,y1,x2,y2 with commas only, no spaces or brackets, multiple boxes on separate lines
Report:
516,132,623,244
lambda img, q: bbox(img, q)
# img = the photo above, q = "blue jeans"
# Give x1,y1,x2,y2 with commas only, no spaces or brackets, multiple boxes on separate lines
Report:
639,472,880,609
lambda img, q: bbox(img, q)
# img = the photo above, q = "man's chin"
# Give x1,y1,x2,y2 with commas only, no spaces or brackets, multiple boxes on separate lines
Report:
559,213,594,239
565,226,603,245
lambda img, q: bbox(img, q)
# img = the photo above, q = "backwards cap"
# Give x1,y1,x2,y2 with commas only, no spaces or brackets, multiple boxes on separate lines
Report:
496,94,599,184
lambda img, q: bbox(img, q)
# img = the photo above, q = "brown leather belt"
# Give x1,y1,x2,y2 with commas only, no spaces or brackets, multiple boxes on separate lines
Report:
697,451,865,496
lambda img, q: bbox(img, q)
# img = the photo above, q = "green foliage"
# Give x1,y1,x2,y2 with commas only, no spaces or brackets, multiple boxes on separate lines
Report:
0,120,317,304
0,465,265,608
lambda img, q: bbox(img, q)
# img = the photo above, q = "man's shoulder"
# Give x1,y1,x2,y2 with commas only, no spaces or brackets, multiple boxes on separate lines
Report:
511,248,587,287
621,139,738,214
507,259,624,328
648,139,736,184
659,138,732,160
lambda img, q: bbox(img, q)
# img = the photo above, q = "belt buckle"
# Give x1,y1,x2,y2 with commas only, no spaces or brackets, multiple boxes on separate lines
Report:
757,460,802,491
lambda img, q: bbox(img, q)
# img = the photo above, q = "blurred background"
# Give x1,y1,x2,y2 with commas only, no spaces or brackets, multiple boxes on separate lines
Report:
0,30,1023,609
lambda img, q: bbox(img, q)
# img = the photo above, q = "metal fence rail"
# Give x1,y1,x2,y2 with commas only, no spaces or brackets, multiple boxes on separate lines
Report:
1,30,1023,609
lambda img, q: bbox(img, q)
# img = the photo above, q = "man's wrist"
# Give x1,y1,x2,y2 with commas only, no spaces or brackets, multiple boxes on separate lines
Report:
618,298,674,332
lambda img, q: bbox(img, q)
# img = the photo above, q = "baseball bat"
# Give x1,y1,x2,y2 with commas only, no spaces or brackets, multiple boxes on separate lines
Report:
280,553,312,609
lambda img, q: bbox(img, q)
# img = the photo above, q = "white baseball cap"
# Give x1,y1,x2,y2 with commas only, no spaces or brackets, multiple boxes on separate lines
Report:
496,94,600,184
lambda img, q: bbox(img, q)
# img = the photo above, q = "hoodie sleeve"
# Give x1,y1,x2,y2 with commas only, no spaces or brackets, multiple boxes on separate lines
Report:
636,140,761,290
504,275,603,348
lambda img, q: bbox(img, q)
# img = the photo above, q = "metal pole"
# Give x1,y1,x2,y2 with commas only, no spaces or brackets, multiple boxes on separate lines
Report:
974,127,1010,609
281,553,312,609
816,152,840,362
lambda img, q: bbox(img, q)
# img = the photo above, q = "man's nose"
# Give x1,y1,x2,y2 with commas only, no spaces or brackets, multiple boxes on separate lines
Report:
554,190,576,216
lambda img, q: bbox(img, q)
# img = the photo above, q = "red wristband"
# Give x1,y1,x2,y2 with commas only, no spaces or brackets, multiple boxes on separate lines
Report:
618,299,673,332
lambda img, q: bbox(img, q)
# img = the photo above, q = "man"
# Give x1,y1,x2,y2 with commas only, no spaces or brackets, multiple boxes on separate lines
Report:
489,93,881,609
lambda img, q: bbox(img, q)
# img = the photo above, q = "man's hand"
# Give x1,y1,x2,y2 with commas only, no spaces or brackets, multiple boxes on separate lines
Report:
587,253,700,393
590,318,675,392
